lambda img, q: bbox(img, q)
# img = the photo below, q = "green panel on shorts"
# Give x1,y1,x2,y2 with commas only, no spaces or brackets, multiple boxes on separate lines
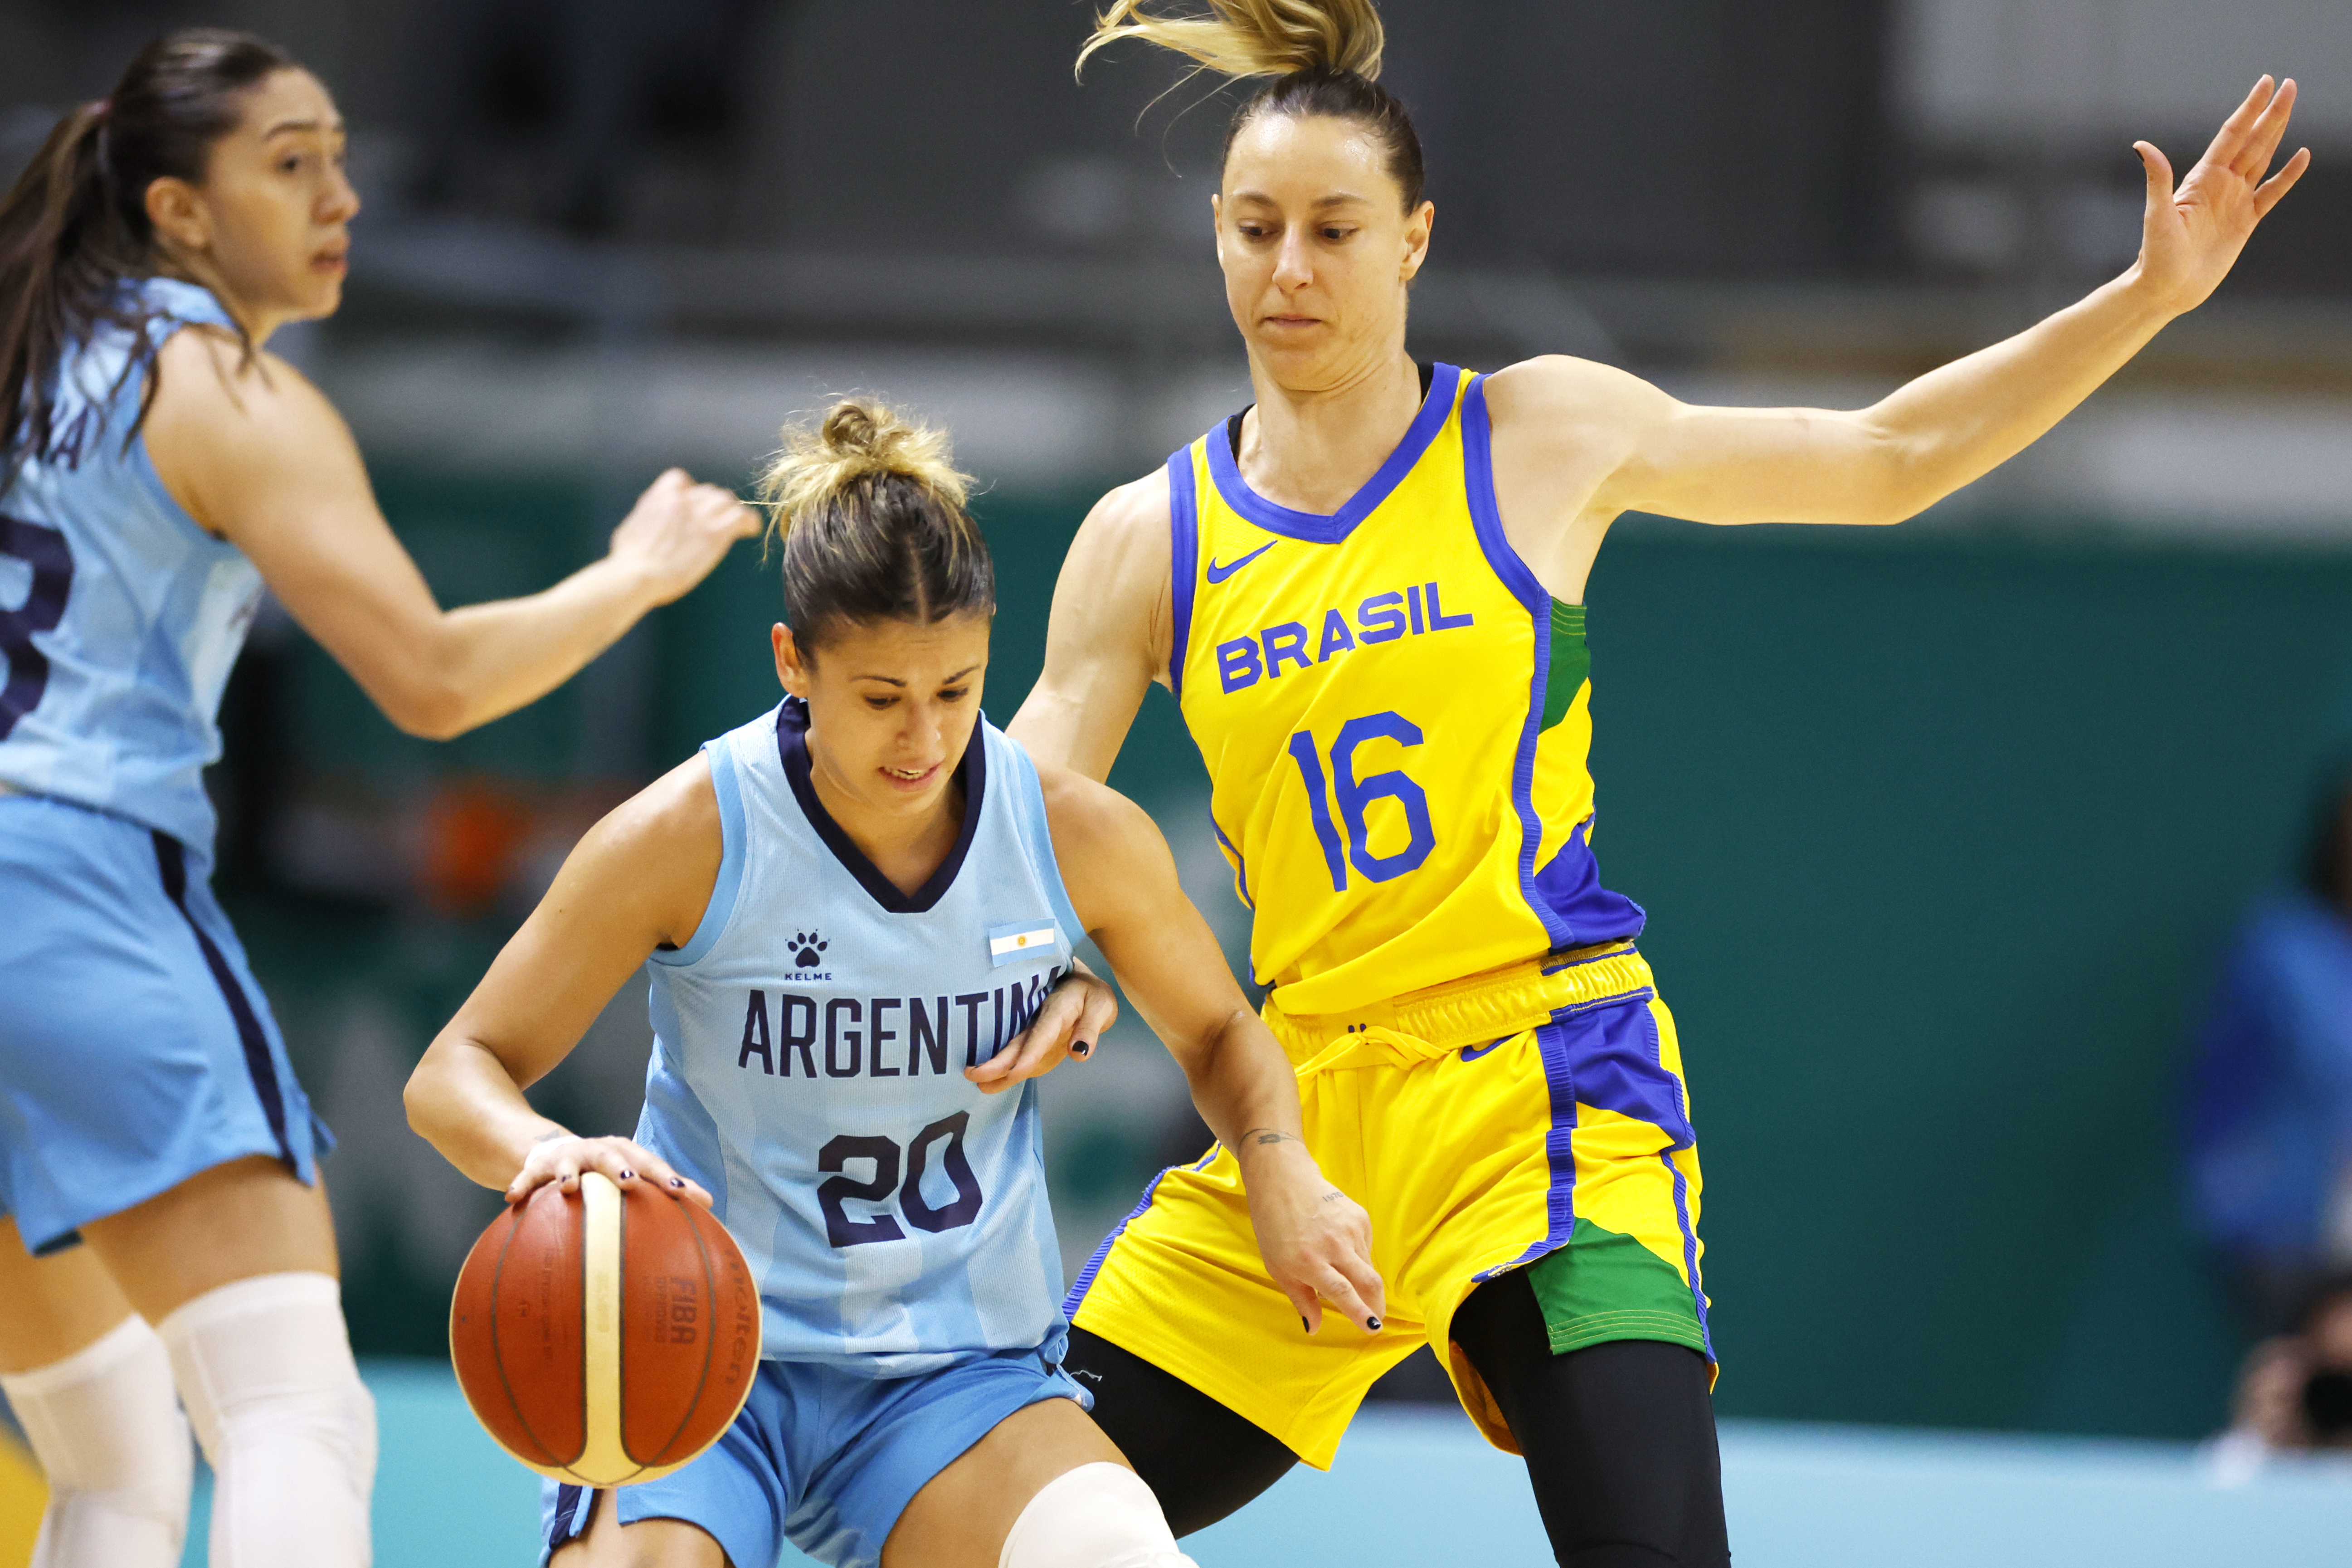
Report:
1525,1217,1709,1357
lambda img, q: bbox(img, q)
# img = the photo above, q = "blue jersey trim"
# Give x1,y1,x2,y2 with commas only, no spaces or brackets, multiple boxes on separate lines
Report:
1062,1164,1174,1316
1473,1011,1581,1283
1202,364,1463,545
1165,448,1199,701
652,737,750,968
128,435,210,548
136,277,237,332
1460,375,1574,950
1208,814,1255,913
109,279,237,498
777,697,986,915
121,284,239,538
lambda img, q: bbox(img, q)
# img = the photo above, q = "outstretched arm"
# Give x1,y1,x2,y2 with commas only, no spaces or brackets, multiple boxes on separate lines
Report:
144,336,761,740
1040,764,1385,1334
1495,76,2311,532
1006,468,1173,781
404,755,722,1206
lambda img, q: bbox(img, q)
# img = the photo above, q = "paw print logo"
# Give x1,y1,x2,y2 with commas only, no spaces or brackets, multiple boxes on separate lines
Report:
791,932,828,969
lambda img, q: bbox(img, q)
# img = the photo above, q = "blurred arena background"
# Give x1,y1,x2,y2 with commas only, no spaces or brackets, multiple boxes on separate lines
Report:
5,0,2352,1562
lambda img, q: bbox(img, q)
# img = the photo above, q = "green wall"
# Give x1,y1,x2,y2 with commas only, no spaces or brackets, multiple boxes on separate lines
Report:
249,468,2352,1438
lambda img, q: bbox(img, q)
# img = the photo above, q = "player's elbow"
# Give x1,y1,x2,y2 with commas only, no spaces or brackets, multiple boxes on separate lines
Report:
1852,417,1965,526
378,673,472,740
400,1057,439,1140
1823,430,1932,527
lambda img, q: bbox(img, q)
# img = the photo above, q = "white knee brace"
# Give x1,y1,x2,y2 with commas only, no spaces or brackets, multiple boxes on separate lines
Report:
157,1271,376,1568
998,1462,1198,1568
0,1313,193,1568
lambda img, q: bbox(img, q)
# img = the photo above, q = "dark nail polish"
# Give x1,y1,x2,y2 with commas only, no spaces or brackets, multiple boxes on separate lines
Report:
1301,1316,1311,1333
620,1169,636,1181
670,1177,686,1188
1072,1040,1092,1057
1367,1315,1383,1332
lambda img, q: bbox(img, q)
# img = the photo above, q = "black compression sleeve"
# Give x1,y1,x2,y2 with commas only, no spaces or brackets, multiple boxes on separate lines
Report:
1061,1325,1299,1537
1451,1271,1732,1567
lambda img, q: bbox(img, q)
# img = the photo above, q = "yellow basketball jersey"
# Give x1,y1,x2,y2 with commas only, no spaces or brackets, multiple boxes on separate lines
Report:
1170,364,1645,1023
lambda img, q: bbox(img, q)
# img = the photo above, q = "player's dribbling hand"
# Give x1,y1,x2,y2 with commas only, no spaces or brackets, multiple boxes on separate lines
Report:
965,966,1119,1095
2130,75,2310,316
1238,1135,1385,1336
507,1132,715,1210
608,468,763,608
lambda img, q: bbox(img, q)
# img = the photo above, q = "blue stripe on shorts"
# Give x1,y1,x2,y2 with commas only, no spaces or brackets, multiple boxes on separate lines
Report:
0,794,328,1251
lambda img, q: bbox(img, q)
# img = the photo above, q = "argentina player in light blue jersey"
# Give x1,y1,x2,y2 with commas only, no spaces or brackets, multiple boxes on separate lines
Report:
0,29,758,1568
405,399,1384,1568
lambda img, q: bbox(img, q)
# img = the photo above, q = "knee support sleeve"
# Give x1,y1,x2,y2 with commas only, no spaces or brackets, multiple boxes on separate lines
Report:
158,1272,376,1568
0,1314,193,1568
998,1461,1197,1568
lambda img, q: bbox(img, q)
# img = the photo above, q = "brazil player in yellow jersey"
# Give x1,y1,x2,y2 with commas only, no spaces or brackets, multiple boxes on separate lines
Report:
1008,2,2310,1562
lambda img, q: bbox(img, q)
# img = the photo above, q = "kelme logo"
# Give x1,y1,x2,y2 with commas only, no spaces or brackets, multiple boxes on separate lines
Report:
790,931,828,969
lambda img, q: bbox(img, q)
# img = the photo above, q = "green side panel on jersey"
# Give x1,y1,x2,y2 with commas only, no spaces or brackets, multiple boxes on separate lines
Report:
1525,1217,1709,1357
1540,600,1592,733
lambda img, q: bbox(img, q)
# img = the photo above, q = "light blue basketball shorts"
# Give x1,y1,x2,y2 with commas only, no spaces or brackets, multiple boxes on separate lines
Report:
0,793,329,1254
541,1337,1090,1568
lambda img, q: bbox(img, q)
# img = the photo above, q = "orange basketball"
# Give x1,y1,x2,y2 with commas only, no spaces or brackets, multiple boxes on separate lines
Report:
450,1171,761,1485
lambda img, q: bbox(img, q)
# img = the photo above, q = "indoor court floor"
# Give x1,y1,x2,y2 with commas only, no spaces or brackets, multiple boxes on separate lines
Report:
11,1361,2328,1567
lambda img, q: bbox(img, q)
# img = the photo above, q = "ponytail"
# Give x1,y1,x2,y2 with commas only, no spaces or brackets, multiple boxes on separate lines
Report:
756,399,992,653
0,28,298,477
1078,0,1383,82
1078,0,1423,211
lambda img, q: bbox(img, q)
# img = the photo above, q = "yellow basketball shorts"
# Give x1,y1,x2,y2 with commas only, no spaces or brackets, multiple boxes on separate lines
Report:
1063,944,1710,1468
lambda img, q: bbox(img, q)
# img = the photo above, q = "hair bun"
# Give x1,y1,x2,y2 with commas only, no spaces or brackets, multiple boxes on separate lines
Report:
759,398,972,546
820,401,882,458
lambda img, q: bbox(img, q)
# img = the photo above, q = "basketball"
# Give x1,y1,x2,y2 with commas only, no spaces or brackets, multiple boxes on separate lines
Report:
449,1172,761,1486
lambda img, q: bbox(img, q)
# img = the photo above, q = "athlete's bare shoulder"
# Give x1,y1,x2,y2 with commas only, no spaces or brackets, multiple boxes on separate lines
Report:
145,322,362,531
149,323,347,437
1483,355,1676,459
554,750,724,948
1014,464,1177,776
1070,463,1174,595
1476,357,1686,593
1064,465,1173,673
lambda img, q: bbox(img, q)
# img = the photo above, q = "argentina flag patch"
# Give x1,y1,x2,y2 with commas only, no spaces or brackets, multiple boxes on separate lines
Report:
987,920,1059,967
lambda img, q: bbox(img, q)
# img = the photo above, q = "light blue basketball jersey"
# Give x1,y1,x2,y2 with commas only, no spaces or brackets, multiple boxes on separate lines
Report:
0,278,261,853
636,699,1088,1378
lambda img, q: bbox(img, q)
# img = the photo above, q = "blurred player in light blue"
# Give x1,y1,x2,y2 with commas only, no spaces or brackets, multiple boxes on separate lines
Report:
0,29,756,1568
404,398,1384,1568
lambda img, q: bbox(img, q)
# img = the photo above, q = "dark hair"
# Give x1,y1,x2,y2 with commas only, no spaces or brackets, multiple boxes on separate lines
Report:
1080,0,1426,212
755,399,993,653
0,28,300,476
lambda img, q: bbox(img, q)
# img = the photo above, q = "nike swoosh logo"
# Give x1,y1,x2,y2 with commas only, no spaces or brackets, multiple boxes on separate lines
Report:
1204,541,1277,584
1460,1039,1506,1062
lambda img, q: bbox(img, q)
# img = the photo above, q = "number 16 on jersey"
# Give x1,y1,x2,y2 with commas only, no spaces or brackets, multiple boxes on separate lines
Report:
1284,710,1436,891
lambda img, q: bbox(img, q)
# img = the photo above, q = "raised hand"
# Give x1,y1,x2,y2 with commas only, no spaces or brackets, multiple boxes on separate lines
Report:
2133,76,2311,315
608,468,763,608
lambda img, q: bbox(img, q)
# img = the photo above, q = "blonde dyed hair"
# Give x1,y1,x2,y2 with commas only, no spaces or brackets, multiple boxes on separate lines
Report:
755,399,991,648
1077,0,1384,82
